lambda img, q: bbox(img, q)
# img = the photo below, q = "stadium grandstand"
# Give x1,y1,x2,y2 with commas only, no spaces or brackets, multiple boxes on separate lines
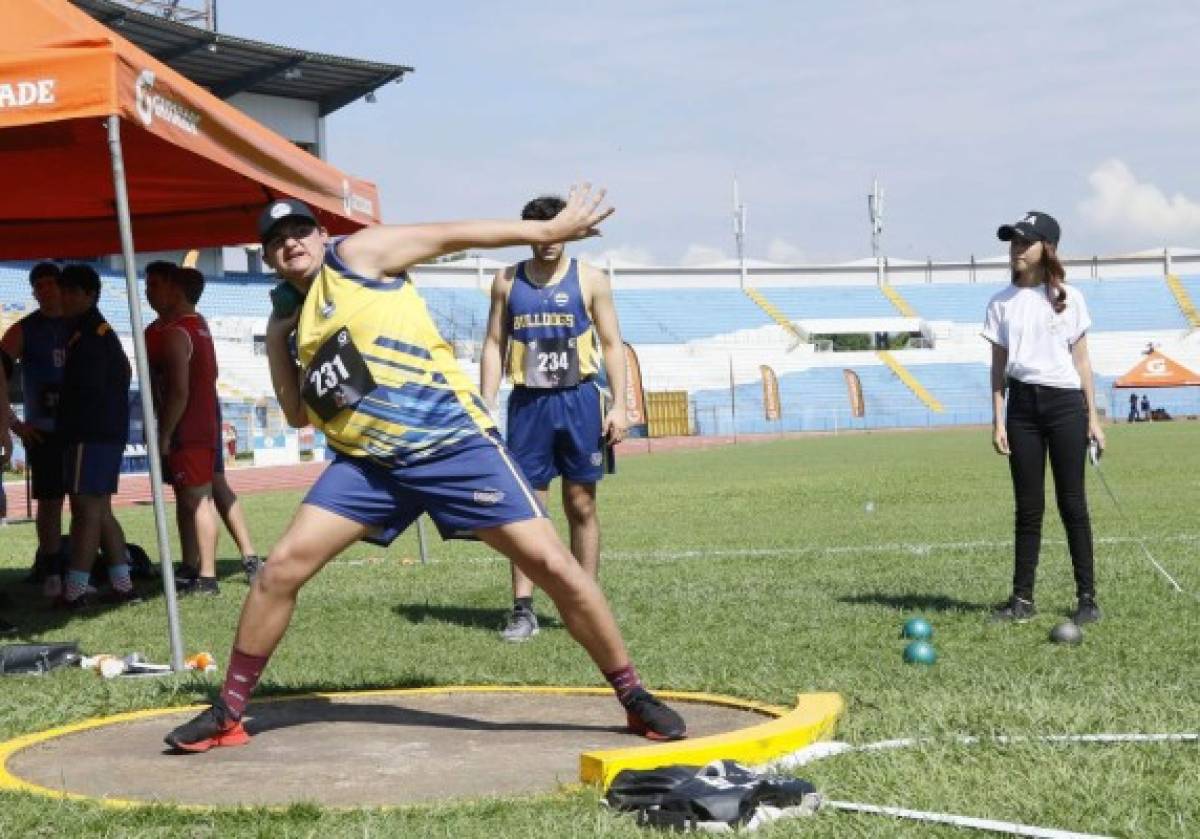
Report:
5,251,1200,454
4,2,1199,463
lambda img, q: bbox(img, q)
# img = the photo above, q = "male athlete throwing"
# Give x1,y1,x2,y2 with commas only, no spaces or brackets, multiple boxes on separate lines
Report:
165,185,686,751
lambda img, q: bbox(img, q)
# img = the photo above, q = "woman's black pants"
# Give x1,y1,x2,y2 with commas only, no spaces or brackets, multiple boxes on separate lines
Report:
1005,378,1095,600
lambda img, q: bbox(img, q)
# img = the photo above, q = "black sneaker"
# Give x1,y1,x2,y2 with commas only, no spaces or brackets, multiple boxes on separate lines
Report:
1071,596,1102,625
164,699,250,753
177,576,220,597
174,564,199,585
0,617,17,635
622,688,687,741
241,556,263,585
992,596,1036,622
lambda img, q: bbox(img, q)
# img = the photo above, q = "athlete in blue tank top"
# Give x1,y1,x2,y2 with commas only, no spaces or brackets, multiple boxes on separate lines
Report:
481,194,630,643
1,262,70,594
164,185,686,754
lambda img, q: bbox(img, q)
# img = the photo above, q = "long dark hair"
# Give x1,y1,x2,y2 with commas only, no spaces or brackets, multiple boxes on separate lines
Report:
1012,241,1067,313
1042,243,1067,313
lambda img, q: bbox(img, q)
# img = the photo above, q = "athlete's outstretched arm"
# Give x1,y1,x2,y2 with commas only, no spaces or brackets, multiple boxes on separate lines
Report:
338,184,614,280
479,268,512,411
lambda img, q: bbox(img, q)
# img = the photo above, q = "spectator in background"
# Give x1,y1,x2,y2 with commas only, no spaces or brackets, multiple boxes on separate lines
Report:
1140,394,1151,422
480,194,628,642
1,262,70,598
145,263,222,596
984,211,1103,626
0,363,14,634
212,406,263,583
1128,392,1139,423
56,265,136,609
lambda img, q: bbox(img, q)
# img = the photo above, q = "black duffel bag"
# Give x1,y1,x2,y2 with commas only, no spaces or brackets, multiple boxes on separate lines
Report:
0,642,81,675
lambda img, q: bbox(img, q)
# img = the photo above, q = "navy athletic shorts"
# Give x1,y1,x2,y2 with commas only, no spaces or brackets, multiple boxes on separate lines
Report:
505,382,604,488
303,431,546,545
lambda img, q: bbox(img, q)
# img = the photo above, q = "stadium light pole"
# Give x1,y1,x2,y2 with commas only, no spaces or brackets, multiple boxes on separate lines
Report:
868,178,885,286
106,116,186,673
733,177,747,289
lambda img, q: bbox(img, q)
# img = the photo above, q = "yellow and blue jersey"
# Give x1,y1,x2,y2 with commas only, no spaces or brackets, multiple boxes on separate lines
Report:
295,239,495,465
505,259,599,388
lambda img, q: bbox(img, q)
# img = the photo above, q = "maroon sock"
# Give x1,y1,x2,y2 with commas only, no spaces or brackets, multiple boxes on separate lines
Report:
218,647,269,720
603,663,644,707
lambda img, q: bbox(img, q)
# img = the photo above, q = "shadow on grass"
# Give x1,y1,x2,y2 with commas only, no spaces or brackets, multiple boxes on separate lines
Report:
0,557,255,638
838,591,989,613
391,602,562,632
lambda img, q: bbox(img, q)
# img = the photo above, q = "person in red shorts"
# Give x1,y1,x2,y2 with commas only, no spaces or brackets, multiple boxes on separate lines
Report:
145,263,222,596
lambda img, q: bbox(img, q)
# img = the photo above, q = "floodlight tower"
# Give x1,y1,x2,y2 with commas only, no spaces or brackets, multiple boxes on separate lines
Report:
113,1,217,30
733,177,747,289
868,177,884,259
868,177,886,286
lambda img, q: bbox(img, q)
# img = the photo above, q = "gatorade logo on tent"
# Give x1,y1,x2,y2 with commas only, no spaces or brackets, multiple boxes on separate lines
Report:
135,70,200,135
341,178,375,218
1146,358,1168,378
0,79,56,110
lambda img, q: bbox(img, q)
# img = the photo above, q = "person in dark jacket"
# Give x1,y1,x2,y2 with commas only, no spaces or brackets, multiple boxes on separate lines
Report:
56,265,137,609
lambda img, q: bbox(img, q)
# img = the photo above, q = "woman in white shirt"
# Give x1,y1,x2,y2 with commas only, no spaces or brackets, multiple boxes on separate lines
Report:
982,211,1105,625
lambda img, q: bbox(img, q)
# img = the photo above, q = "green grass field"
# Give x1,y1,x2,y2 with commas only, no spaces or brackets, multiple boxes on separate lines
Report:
1,423,1197,837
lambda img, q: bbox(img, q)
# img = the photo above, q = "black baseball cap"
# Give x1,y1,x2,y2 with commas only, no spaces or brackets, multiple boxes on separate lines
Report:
258,198,318,244
998,211,1060,246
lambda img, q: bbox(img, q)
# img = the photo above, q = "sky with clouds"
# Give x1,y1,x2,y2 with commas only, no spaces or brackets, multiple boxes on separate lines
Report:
224,1,1200,265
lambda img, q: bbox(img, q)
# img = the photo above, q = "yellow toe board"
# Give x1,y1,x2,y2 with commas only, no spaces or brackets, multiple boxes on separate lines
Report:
581,691,845,789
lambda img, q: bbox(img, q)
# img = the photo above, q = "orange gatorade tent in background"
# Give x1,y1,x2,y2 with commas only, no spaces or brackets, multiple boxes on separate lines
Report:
0,0,380,257
1115,350,1200,388
0,0,381,669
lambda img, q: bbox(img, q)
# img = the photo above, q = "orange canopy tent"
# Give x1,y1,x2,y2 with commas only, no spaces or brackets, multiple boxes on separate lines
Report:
1114,350,1200,388
0,0,380,257
1,0,382,668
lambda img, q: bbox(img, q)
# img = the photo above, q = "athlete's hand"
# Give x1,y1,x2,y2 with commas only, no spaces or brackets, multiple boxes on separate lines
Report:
603,406,629,445
992,424,1010,456
0,429,11,469
544,183,614,243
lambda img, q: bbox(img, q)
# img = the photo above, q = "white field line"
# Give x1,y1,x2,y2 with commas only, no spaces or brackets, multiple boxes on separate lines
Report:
337,532,1200,567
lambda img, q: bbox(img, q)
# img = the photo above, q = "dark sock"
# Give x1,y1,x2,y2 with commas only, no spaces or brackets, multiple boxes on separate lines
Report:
603,663,643,707
218,647,269,719
514,596,533,612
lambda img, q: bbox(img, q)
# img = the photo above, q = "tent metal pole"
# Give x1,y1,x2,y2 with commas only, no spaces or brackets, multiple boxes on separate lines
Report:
106,116,186,672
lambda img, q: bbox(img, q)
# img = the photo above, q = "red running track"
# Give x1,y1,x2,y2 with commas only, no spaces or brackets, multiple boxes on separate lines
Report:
1,433,791,514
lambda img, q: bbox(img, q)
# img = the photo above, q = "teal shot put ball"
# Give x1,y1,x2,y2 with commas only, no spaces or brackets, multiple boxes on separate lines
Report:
902,640,937,665
1049,621,1083,646
901,617,933,641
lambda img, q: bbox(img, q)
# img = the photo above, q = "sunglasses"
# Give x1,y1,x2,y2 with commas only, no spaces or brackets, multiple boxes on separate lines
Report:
265,222,318,251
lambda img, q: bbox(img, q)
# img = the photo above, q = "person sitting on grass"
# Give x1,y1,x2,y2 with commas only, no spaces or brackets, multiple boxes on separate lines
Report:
164,185,687,753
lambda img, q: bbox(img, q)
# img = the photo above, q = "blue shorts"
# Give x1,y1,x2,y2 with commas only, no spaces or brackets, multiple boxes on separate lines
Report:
303,431,546,545
63,442,123,496
506,383,604,489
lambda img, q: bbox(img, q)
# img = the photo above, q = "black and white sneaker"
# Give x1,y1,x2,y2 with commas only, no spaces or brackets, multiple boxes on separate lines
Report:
1071,596,1102,625
177,576,220,597
241,556,263,585
992,596,1036,623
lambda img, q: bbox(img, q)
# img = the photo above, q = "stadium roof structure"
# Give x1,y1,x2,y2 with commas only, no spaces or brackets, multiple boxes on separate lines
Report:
73,0,412,115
